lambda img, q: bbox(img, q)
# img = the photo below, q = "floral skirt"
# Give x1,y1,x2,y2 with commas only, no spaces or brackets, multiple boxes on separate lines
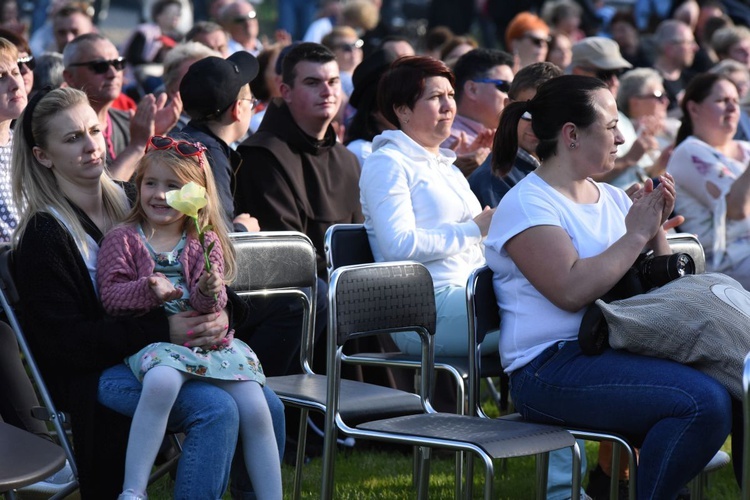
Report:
127,339,265,385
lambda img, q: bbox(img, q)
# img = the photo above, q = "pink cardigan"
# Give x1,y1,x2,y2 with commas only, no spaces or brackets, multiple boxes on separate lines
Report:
97,224,227,316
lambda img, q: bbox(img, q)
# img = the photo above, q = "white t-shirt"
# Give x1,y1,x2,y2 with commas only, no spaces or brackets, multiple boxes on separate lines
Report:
484,173,632,373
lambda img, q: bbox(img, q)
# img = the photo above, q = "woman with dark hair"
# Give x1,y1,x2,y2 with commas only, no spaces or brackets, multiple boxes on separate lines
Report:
359,55,498,356
486,74,734,499
667,72,750,287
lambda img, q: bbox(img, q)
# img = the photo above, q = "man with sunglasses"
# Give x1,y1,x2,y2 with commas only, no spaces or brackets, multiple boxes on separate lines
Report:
442,48,514,177
568,36,658,185
62,33,182,181
219,0,262,57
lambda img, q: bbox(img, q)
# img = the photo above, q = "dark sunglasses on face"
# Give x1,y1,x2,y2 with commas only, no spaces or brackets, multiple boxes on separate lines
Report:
595,68,624,81
472,78,512,93
232,11,257,23
145,136,207,169
336,39,364,52
635,90,668,102
68,57,126,74
17,55,35,72
523,34,550,48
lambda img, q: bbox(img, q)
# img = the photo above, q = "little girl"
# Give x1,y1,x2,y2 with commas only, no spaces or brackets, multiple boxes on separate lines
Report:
96,136,282,500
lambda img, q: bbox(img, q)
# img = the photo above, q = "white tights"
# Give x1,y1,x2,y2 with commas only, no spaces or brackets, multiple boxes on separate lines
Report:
121,366,282,499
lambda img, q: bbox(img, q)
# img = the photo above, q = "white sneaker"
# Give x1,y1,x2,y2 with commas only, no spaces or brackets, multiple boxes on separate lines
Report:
117,489,148,500
18,459,75,495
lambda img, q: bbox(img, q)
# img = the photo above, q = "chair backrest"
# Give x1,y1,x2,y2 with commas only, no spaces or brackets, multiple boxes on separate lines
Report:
324,223,374,281
327,262,437,409
666,232,705,274
229,231,318,373
0,246,80,485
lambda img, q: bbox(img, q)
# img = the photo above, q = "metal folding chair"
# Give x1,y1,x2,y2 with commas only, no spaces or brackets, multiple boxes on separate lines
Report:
0,422,66,500
321,261,580,500
230,232,425,500
324,223,506,414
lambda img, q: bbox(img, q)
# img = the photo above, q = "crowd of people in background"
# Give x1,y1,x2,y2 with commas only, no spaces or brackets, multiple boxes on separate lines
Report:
2,0,750,499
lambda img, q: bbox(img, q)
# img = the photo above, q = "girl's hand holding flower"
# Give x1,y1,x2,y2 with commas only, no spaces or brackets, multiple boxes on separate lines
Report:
166,181,218,298
198,269,223,298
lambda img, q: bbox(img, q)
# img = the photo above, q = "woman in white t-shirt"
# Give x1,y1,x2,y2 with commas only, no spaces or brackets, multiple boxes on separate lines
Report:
485,75,736,499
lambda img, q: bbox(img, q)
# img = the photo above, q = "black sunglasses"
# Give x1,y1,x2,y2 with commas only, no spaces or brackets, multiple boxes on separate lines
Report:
523,34,550,48
472,78,512,93
335,39,364,52
17,55,35,72
68,57,126,74
595,68,624,81
232,11,257,23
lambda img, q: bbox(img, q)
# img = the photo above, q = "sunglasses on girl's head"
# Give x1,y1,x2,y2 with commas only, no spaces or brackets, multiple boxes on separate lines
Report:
17,55,35,72
145,136,207,168
472,78,512,94
67,57,126,74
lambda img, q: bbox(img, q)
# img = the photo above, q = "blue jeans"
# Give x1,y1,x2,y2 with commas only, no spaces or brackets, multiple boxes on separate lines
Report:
98,363,285,499
510,341,732,499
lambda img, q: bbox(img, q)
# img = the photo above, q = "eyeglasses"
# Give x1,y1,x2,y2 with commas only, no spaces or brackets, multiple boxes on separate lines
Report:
238,97,259,110
17,55,35,72
634,90,669,102
523,34,551,48
67,57,126,74
472,78,512,93
335,39,364,52
594,68,624,81
232,11,257,23
145,136,207,169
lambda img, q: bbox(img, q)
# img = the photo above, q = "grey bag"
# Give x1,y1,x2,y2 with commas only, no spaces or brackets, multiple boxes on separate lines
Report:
597,273,750,400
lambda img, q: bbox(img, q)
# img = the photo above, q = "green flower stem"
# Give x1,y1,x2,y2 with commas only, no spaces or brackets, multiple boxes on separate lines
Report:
194,217,212,273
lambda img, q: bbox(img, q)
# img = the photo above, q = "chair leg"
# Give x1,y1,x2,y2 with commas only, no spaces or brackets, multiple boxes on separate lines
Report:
416,446,431,500
688,472,705,500
571,442,582,500
536,452,549,500
293,408,309,500
610,442,621,500
465,452,475,500
320,411,337,500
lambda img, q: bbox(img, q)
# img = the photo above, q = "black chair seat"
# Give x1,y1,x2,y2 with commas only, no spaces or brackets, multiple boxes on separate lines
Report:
0,422,66,491
268,374,423,427
357,412,575,460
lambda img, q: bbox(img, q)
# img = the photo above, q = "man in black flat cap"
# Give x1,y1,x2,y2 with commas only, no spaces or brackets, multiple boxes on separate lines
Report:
179,50,260,233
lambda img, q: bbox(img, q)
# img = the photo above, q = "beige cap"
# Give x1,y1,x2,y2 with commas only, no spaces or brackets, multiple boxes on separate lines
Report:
571,37,633,70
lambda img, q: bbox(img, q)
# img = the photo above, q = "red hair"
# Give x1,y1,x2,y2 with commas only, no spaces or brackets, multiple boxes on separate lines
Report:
505,12,550,49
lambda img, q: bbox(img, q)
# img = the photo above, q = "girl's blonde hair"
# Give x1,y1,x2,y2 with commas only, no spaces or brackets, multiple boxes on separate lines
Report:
123,146,237,283
11,87,130,253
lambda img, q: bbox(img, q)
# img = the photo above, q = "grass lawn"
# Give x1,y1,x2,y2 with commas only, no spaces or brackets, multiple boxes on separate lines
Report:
145,437,740,499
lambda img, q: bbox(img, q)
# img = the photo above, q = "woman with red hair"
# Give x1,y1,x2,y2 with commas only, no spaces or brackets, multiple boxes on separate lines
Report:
505,12,551,69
